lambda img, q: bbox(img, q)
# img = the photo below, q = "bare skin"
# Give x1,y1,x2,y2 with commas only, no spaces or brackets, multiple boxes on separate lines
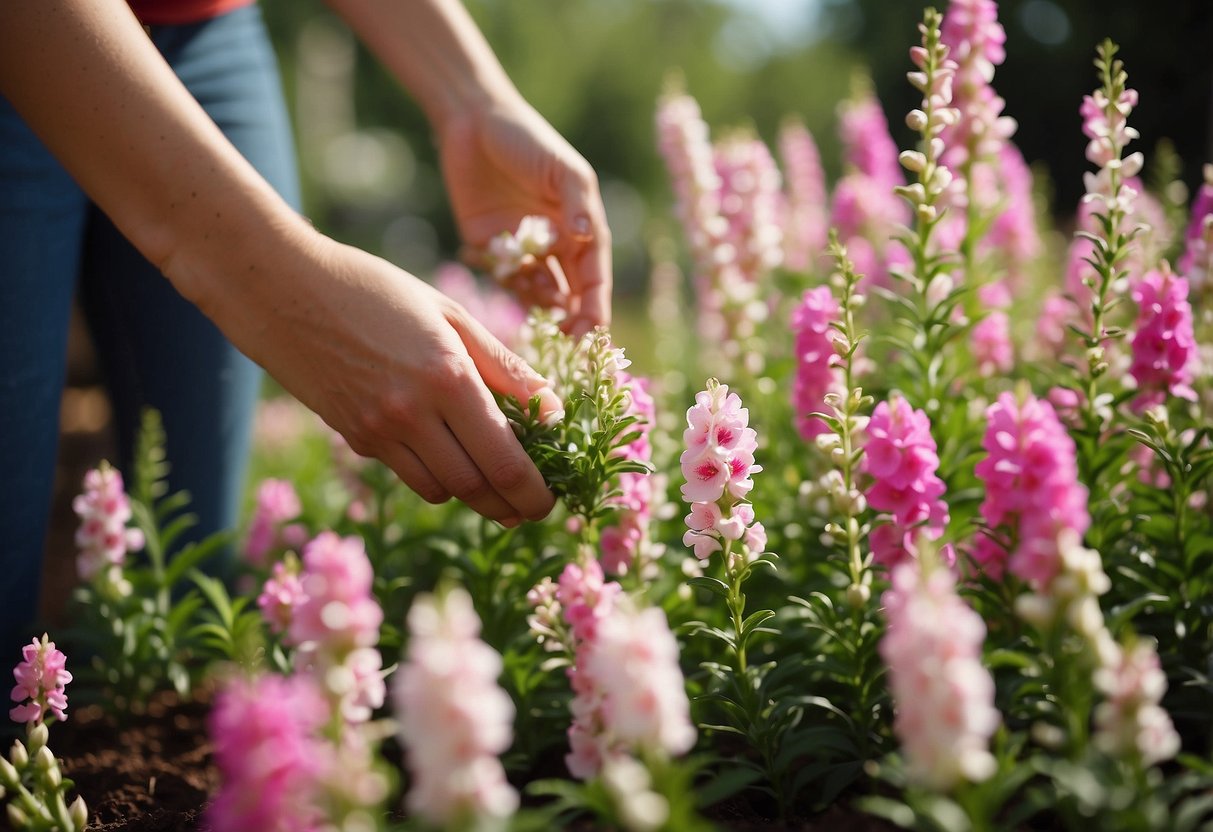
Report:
0,0,613,526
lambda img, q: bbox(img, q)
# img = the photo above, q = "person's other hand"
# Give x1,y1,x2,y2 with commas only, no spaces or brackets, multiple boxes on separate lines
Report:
200,233,561,526
437,96,611,337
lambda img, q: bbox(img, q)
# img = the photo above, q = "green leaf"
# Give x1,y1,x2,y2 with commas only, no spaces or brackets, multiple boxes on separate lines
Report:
695,764,764,807
686,576,730,599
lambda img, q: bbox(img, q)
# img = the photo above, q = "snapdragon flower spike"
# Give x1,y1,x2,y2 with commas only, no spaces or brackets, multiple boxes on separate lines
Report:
1179,164,1213,292
394,588,518,826
245,478,303,567
791,286,844,441
1092,638,1181,767
1129,264,1199,410
970,283,1014,377
207,673,331,832
72,464,145,582
680,381,766,566
861,396,950,569
600,373,658,577
288,532,386,723
778,119,829,271
973,391,1090,587
880,559,1000,790
839,90,905,192
10,634,72,725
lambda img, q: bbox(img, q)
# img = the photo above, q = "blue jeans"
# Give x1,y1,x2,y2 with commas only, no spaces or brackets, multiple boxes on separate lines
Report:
0,4,300,652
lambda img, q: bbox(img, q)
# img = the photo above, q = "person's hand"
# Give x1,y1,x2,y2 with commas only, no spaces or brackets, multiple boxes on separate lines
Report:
193,231,562,526
437,95,612,336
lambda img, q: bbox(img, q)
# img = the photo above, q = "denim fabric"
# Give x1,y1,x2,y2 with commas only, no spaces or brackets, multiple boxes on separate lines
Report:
0,4,300,652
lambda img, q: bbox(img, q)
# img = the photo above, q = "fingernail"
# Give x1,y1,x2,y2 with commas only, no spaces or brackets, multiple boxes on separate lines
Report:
537,387,564,421
501,516,522,529
571,215,593,241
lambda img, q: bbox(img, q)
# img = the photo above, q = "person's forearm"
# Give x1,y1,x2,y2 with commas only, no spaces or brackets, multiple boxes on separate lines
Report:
324,0,521,134
0,0,310,311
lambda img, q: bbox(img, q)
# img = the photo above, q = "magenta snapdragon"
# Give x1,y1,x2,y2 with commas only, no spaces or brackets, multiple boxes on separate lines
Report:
245,478,304,567
880,561,1000,790
1129,265,1199,409
680,381,766,566
778,119,829,272
258,558,307,637
839,92,904,191
973,391,1090,587
72,465,145,582
1179,166,1213,291
10,634,72,726
207,673,330,832
861,396,950,569
790,286,843,441
394,588,518,825
971,283,1014,376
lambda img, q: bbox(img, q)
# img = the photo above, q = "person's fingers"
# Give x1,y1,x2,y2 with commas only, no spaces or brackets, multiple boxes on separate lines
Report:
373,441,452,505
500,258,566,310
556,165,612,336
446,302,563,420
410,421,525,525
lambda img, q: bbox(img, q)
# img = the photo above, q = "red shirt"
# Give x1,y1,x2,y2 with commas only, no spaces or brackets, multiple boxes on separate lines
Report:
127,0,255,25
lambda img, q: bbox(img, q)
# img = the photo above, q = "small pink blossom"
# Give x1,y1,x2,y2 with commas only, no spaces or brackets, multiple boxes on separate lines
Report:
394,589,518,825
207,673,331,832
971,310,1013,377
246,479,303,567
1093,639,1180,766
73,465,145,582
778,119,829,271
258,560,308,637
10,634,72,725
600,374,657,577
839,92,904,191
880,562,1000,790
288,532,383,653
973,392,1090,587
790,286,843,440
557,560,621,646
1129,265,1199,409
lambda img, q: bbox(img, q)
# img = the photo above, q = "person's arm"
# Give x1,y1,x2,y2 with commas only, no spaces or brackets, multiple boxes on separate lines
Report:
0,0,559,526
326,0,613,334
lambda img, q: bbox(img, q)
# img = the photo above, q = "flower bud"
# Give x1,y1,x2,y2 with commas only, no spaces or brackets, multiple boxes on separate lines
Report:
9,741,28,769
846,583,871,608
0,757,18,785
28,723,49,753
69,796,89,830
899,150,926,173
34,745,55,773
905,109,928,131
7,803,28,828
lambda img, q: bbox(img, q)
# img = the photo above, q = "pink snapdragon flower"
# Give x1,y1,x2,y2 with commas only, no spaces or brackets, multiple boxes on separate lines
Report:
861,396,950,569
289,532,383,653
1129,265,1199,409
486,215,556,282
10,634,72,725
839,92,903,191
880,561,1000,790
714,135,784,291
73,465,145,582
790,286,843,440
258,559,307,637
394,589,518,825
680,381,766,565
207,673,331,832
1092,639,1181,767
971,282,1013,376
600,374,657,577
973,391,1090,587
1179,166,1213,290
246,478,303,567
582,604,696,761
778,119,829,271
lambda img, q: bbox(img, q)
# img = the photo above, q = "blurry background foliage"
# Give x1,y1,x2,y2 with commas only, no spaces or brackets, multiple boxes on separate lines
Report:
261,0,1213,300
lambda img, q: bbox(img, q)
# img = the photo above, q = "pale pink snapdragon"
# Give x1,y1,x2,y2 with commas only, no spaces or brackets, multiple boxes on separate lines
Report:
10,634,72,725
1129,264,1199,410
433,262,527,350
790,286,843,441
839,91,904,191
680,381,766,566
394,588,518,826
973,391,1090,587
880,561,1000,790
207,673,331,832
486,215,556,282
73,465,145,582
289,532,386,724
861,396,950,569
1092,638,1181,767
581,603,696,762
778,119,829,272
715,134,784,290
600,374,658,577
245,478,304,567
